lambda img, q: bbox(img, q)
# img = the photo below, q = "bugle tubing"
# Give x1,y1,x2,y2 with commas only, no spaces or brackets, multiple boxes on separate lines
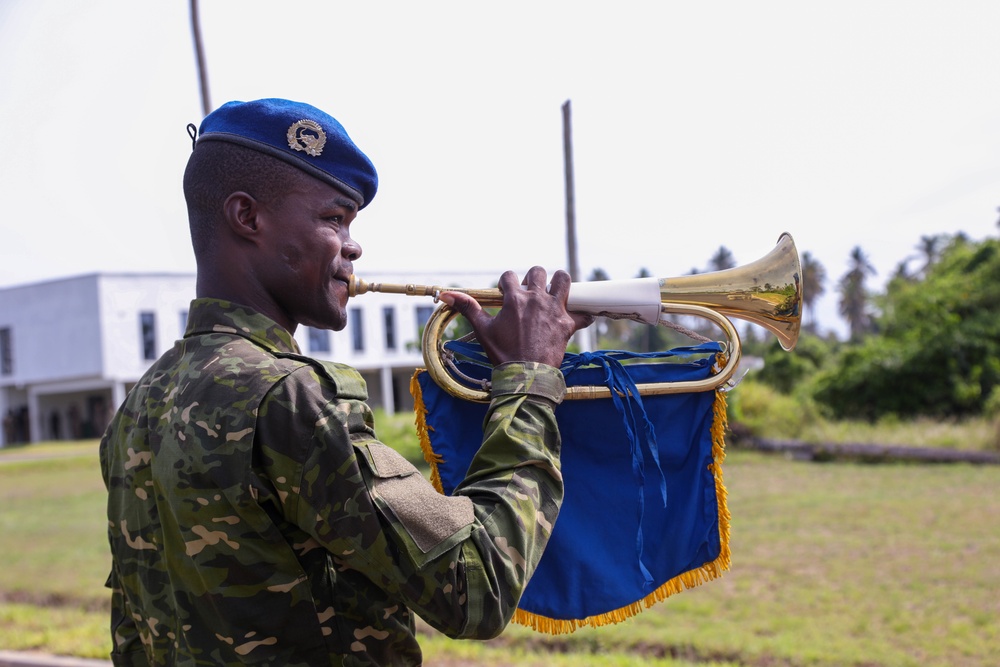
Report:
349,233,802,402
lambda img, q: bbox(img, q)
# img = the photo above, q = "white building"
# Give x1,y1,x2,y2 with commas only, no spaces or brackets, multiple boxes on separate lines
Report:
0,271,498,446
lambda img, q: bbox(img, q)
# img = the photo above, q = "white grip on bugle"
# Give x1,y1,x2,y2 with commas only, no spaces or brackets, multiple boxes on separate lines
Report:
565,277,663,325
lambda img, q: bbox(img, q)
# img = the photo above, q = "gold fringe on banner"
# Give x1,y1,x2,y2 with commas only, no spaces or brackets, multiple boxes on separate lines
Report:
409,364,732,635
410,371,445,493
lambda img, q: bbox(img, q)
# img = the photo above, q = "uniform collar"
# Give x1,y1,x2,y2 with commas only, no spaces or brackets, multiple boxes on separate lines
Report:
184,298,302,355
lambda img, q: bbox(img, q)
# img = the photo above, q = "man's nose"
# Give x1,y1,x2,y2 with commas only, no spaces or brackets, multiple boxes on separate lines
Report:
343,238,362,261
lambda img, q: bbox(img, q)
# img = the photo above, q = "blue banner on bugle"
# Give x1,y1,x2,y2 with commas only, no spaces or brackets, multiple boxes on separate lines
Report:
411,341,731,634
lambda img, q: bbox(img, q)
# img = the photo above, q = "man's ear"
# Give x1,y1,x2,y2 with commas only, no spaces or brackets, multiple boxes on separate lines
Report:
222,191,261,240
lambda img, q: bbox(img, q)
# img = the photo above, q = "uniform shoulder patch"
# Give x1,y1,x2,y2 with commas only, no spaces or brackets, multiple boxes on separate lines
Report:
365,443,474,553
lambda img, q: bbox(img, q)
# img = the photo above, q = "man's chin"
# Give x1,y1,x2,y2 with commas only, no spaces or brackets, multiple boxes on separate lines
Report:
302,305,347,333
329,305,348,332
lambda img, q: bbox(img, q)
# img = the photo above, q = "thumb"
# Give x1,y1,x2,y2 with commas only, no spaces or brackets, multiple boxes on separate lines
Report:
438,291,488,329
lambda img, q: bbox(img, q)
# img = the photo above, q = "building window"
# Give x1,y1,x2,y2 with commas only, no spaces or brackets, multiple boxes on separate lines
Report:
0,327,11,375
140,312,157,360
383,306,396,351
350,307,364,352
308,327,331,354
415,305,434,336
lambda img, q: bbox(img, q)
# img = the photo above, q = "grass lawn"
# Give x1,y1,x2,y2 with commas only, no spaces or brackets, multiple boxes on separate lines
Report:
1,427,998,666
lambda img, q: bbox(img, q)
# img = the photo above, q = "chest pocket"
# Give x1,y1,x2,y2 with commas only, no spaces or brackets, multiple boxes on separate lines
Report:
361,442,475,560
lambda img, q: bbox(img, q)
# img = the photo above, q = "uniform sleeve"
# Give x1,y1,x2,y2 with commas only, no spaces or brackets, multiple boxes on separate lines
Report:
257,361,565,639
104,566,151,667
101,428,151,667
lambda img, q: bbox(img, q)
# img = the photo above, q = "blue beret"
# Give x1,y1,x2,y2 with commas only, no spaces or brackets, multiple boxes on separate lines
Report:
196,98,378,209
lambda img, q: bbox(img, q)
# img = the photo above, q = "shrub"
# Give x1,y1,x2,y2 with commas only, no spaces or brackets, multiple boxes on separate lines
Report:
727,380,821,441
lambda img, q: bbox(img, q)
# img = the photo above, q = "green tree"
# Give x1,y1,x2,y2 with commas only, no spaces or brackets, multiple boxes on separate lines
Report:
813,235,1000,419
838,246,877,341
800,251,827,333
755,334,833,394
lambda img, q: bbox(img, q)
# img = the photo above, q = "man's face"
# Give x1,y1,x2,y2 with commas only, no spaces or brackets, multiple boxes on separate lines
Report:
256,175,362,332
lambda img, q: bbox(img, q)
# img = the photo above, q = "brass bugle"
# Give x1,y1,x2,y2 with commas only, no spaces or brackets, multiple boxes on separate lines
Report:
349,233,802,402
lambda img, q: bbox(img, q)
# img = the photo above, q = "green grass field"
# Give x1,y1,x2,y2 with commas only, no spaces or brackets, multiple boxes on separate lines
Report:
1,425,998,666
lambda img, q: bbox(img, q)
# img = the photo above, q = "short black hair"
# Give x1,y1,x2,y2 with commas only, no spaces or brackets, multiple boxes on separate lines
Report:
182,142,305,258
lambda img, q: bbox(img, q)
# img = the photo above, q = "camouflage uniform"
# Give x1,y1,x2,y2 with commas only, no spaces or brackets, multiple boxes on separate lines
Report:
100,299,566,666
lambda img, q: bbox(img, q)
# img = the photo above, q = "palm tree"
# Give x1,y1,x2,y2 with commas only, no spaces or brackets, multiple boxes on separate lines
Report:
838,246,877,341
588,268,610,282
708,246,737,272
913,234,945,278
800,251,827,333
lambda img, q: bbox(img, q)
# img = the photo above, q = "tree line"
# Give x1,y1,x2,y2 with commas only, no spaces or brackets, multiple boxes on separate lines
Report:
586,219,1000,422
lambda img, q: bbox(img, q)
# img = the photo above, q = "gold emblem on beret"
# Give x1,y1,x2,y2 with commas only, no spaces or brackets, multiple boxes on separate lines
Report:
287,119,327,157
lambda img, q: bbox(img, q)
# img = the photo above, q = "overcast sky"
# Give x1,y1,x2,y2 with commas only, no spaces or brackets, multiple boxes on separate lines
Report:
2,1,999,339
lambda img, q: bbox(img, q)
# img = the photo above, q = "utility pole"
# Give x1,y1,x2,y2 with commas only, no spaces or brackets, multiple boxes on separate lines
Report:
562,100,579,282
562,100,593,351
190,0,212,118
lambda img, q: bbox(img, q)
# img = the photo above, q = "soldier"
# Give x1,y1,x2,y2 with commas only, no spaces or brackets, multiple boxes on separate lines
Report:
100,98,590,666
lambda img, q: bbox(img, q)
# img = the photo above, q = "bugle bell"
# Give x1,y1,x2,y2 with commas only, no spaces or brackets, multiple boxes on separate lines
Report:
349,233,802,403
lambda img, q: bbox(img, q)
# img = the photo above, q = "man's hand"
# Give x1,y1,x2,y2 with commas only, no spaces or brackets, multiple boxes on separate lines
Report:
438,267,594,369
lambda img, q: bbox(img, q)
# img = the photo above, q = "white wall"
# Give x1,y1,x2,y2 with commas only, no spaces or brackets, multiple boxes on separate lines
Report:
0,269,503,442
98,274,196,382
0,274,103,385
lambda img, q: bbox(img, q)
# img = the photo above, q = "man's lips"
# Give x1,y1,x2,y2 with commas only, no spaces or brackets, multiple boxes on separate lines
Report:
333,263,353,288
332,274,352,303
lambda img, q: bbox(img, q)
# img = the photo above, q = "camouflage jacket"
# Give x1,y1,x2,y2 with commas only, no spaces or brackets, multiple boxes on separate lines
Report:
100,298,566,666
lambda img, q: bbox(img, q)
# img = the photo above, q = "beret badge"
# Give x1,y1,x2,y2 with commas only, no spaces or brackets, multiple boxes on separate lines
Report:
287,119,327,157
